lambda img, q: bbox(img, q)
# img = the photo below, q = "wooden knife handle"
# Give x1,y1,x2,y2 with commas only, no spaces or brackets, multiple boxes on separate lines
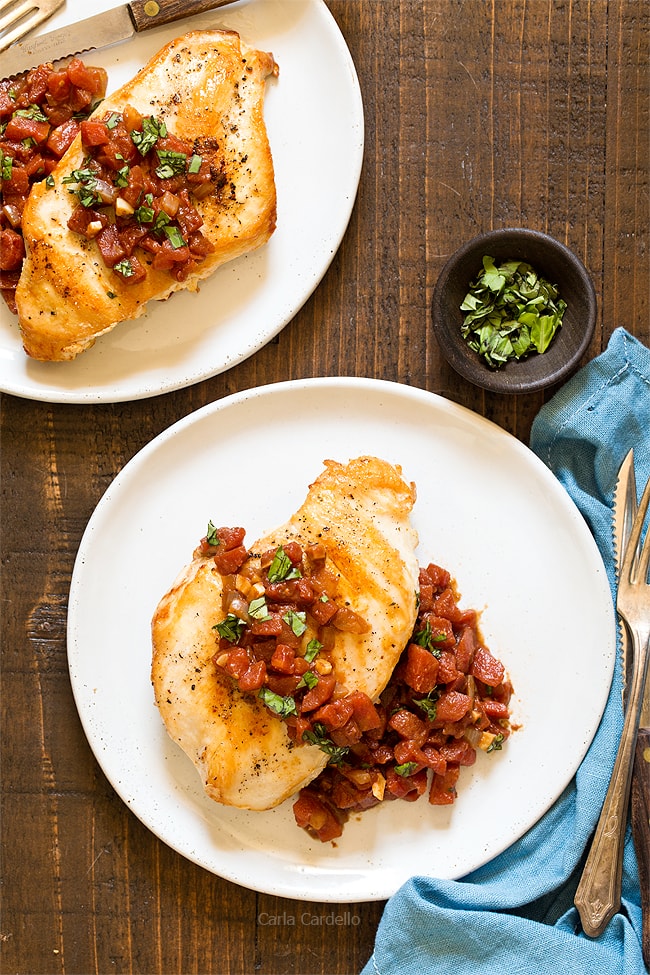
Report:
129,0,237,33
631,727,650,969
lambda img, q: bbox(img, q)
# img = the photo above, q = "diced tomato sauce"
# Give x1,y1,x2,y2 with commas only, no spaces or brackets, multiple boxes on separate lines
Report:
60,106,224,287
201,525,514,843
0,59,108,312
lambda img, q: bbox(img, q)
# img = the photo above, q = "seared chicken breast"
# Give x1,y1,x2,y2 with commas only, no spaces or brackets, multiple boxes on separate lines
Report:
17,30,277,361
151,456,420,811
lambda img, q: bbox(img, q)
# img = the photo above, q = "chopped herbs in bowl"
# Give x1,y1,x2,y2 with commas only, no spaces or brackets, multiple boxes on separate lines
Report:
460,256,567,369
431,228,597,394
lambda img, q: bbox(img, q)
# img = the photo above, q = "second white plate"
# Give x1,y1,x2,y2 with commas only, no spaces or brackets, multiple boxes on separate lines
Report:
67,379,616,902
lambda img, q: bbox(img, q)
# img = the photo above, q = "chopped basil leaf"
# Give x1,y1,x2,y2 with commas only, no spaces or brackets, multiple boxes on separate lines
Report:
105,112,121,129
302,723,349,765
412,621,443,657
188,153,202,174
131,116,167,156
214,613,246,643
14,104,47,122
283,609,306,637
45,174,55,188
113,165,130,188
113,258,134,277
487,732,505,753
135,201,155,224
62,166,101,208
267,546,301,582
414,695,439,720
394,761,419,777
304,638,322,663
248,596,270,620
155,149,187,179
163,224,186,249
206,520,221,546
1,152,13,180
296,671,319,691
460,256,567,369
152,210,171,234
258,687,297,718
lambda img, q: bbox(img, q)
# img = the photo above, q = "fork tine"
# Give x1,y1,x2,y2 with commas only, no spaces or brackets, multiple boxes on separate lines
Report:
622,475,650,585
0,0,63,52
0,0,37,34
0,0,33,14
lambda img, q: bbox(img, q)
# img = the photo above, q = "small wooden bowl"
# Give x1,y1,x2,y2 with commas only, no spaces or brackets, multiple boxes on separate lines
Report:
431,228,597,394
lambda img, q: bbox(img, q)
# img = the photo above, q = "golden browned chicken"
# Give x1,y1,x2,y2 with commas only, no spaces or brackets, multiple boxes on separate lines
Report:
151,456,420,810
17,30,277,361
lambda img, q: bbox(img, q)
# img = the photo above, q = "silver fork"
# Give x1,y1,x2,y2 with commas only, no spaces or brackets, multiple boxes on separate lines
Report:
0,0,65,54
575,472,650,936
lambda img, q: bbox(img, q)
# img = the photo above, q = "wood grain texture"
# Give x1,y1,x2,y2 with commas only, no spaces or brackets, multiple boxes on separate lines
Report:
1,2,648,973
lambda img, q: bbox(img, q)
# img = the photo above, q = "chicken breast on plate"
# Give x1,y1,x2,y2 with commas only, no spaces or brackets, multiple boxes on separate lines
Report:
17,30,277,361
151,456,420,810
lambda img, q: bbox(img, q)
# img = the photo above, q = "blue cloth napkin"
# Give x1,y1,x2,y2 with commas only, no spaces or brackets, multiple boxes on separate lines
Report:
362,328,650,975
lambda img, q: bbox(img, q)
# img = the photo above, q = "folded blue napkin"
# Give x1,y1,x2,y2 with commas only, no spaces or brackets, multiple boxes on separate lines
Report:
362,328,649,975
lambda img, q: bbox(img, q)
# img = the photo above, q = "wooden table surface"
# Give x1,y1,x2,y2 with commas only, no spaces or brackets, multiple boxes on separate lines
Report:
1,1,648,973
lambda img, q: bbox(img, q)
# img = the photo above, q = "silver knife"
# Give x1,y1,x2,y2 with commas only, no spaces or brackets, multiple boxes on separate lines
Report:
613,448,637,705
2,0,240,79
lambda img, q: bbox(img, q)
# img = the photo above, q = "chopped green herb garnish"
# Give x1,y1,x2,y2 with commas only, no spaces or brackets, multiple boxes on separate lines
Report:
414,695,439,720
187,153,202,174
206,520,221,546
412,621,444,657
304,638,322,663
248,596,270,620
163,224,186,249
155,149,187,179
107,291,117,299
460,255,567,369
113,258,134,277
214,613,246,643
106,112,121,129
394,762,419,777
487,732,505,753
1,152,13,180
302,722,349,765
14,104,48,122
296,671,319,691
258,687,298,718
62,165,101,208
134,195,155,224
131,116,167,156
267,546,301,582
45,174,55,188
114,165,130,188
283,609,307,637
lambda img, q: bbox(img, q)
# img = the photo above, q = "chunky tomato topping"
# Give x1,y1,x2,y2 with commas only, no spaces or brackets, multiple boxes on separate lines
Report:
204,526,514,843
61,105,224,287
0,59,108,311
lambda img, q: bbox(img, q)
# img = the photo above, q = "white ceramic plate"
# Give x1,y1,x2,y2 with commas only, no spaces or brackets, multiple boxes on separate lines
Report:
67,379,616,902
1,0,363,403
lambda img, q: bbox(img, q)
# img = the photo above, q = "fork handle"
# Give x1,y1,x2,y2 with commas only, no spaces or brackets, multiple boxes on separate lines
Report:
631,727,650,968
574,631,649,937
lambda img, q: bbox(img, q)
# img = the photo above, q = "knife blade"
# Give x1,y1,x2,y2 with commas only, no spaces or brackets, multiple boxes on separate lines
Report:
2,0,239,79
613,448,637,704
613,448,648,967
